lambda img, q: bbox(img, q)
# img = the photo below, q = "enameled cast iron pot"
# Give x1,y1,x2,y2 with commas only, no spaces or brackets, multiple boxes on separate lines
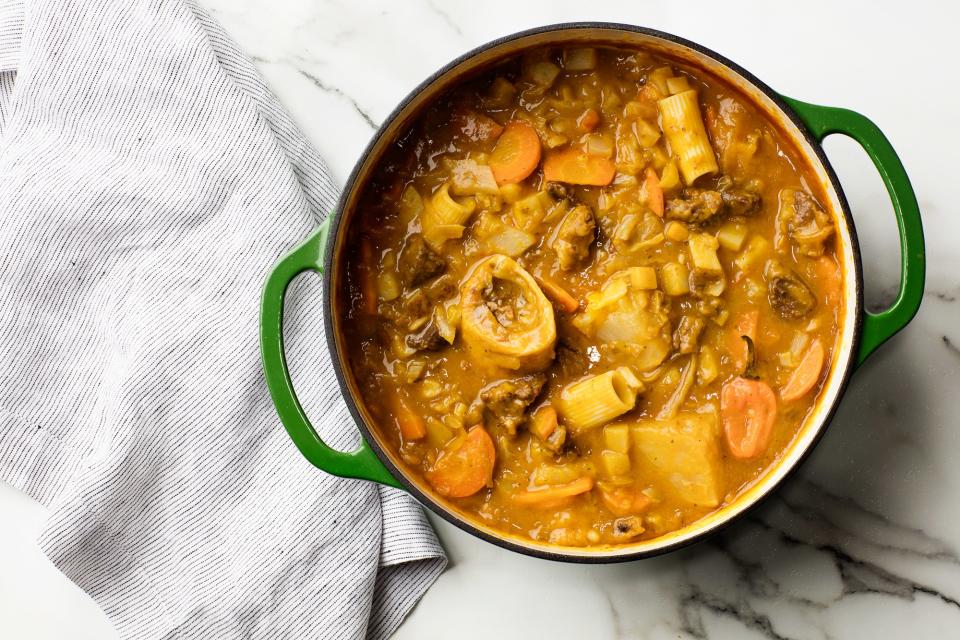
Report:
260,24,925,562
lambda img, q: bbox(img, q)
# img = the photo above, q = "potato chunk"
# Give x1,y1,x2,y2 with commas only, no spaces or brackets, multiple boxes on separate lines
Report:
630,412,722,507
688,233,723,273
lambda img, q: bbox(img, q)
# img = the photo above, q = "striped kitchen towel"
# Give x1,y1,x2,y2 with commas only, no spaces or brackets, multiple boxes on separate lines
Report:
0,0,445,638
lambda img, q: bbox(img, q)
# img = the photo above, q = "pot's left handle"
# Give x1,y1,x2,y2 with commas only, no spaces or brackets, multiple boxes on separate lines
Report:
260,219,401,488
783,97,925,366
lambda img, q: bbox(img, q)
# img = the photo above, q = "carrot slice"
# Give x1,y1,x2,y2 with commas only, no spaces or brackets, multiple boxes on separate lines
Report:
721,376,777,459
425,426,496,498
528,405,558,441
512,476,594,507
781,340,825,402
535,276,579,313
542,148,616,186
392,393,425,441
359,237,378,315
598,484,653,516
489,121,542,185
645,167,664,217
577,108,600,132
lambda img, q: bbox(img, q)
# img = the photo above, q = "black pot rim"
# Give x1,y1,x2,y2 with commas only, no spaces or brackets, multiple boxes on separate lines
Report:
321,21,864,563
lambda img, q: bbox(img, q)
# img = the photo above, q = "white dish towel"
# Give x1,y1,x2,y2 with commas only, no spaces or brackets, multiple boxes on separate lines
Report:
0,0,446,638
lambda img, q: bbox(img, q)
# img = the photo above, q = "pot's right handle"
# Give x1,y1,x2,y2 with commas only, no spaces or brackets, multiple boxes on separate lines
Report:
782,97,925,366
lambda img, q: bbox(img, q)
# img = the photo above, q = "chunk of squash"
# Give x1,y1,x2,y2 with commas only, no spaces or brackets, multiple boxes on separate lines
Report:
629,412,722,507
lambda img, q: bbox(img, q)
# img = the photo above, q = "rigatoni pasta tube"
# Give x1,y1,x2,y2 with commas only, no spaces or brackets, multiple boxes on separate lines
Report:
421,182,475,250
426,182,476,226
658,90,719,185
557,367,643,432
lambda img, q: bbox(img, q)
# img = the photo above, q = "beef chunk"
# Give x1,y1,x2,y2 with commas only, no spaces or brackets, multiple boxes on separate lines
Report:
777,190,834,257
666,184,761,225
612,516,645,541
555,340,589,379
765,260,816,320
793,191,824,225
480,374,547,434
553,204,596,271
721,188,761,217
665,188,724,225
398,234,445,287
406,321,445,351
545,181,572,201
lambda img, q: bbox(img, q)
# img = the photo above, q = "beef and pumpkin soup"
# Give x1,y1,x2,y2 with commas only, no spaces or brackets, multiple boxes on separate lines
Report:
339,45,843,547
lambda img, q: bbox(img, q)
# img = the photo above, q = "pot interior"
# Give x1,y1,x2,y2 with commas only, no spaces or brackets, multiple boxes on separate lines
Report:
327,24,860,560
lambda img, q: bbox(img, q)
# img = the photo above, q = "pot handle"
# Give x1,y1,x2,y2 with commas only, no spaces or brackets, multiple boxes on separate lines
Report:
783,97,925,366
260,219,401,488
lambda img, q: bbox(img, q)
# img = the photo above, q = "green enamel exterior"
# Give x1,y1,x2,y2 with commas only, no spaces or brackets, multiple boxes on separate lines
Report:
260,98,925,488
783,97,925,365
259,218,400,488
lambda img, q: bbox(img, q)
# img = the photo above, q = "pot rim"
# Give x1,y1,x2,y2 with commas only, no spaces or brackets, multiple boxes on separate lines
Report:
321,21,863,563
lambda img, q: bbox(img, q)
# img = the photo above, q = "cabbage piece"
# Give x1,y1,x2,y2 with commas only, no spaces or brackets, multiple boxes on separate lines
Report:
573,269,672,371
450,159,500,196
474,212,536,258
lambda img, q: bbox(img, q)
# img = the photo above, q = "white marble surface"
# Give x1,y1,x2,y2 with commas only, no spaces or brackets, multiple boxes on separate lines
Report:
2,1,959,638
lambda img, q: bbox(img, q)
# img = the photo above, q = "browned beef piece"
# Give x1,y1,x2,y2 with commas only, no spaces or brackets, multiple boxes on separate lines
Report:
406,321,445,351
765,261,816,320
545,181,572,201
555,340,588,379
553,204,596,271
780,190,834,257
480,374,547,434
666,185,761,225
611,516,645,541
665,188,724,224
398,234,445,287
792,190,827,228
721,188,762,217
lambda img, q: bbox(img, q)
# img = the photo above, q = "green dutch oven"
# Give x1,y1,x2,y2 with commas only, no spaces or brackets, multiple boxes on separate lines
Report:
260,24,925,562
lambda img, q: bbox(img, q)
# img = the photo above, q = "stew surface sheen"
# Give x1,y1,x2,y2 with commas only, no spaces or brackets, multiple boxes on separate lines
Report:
340,45,843,548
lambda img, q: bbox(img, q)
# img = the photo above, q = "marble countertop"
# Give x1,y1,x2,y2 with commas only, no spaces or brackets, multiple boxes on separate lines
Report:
2,1,958,638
